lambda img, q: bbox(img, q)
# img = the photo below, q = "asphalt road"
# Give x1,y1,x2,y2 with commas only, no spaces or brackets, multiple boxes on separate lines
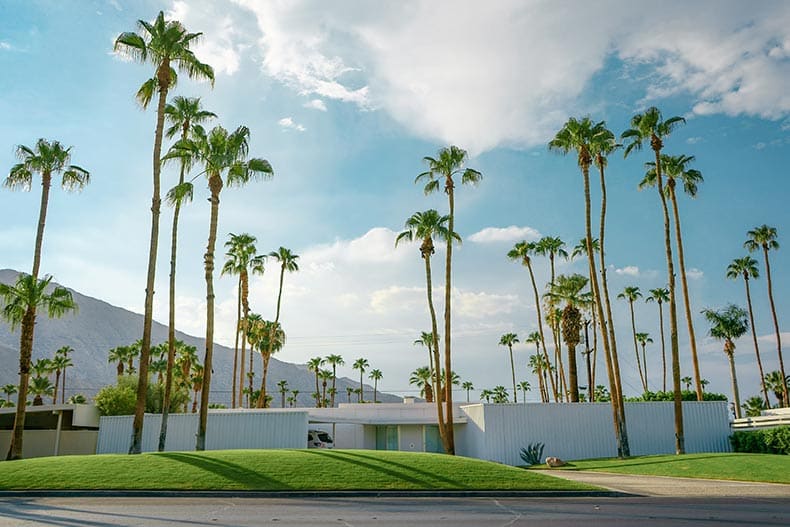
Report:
0,497,788,526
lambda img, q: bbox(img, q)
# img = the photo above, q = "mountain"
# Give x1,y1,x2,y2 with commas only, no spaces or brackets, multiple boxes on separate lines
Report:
0,269,399,406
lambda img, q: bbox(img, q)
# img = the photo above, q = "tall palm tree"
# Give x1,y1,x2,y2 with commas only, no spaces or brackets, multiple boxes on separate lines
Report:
635,333,653,391
642,153,704,400
545,274,590,402
318,369,333,407
645,288,670,392
618,286,646,392
115,11,214,455
51,348,73,405
551,116,629,456
622,106,685,454
369,369,383,403
535,236,569,397
306,357,325,408
727,256,770,407
410,367,433,401
352,358,369,403
221,233,265,409
0,274,76,459
508,242,558,401
570,238,601,400
325,354,345,407
462,381,474,403
498,333,520,403
415,145,481,455
396,209,458,446
702,305,749,418
277,380,289,408
745,225,787,407
167,124,272,450
255,320,285,408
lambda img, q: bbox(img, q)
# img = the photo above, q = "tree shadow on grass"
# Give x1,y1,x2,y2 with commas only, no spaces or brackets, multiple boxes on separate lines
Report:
574,454,731,471
304,450,461,489
156,452,290,490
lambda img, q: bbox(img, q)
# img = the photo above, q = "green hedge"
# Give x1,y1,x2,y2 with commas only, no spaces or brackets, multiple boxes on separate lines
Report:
625,390,727,402
730,426,790,454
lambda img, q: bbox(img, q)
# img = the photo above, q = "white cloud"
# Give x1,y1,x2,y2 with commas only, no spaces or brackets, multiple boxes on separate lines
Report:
308,227,407,265
615,265,641,277
686,268,704,280
685,136,703,144
303,99,327,111
468,225,541,244
278,117,306,132
0,42,11,51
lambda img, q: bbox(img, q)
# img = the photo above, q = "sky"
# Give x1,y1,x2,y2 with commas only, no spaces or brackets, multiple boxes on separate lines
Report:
1,0,790,404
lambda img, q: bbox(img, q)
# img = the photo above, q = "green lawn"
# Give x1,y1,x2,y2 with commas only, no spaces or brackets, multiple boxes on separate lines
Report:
0,449,596,491
535,453,790,484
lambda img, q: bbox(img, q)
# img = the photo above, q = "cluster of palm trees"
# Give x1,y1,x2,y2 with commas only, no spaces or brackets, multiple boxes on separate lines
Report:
0,346,76,409
304,355,383,407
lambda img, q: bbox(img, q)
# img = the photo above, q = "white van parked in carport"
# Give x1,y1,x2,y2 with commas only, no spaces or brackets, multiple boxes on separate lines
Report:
307,429,334,448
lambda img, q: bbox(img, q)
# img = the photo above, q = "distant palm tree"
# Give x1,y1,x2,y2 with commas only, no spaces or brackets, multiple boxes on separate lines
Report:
115,11,214,455
352,358,369,402
498,333,520,403
325,354,344,407
462,381,474,403
745,225,787,407
727,256,769,407
0,274,76,459
51,348,73,404
646,288,670,392
277,380,289,408
2,385,17,405
535,236,569,398
369,369,383,403
623,106,686,454
681,376,693,391
618,286,646,392
741,396,767,418
546,274,590,402
492,386,510,404
508,242,557,401
345,386,354,404
29,376,54,407
480,389,493,403
635,333,653,391
416,145,482,456
409,367,433,402
307,357,325,407
319,369,333,407
702,305,749,418
528,353,549,403
254,320,286,408
764,371,790,407
517,381,531,401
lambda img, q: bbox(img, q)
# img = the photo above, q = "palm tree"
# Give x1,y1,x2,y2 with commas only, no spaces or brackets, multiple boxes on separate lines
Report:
255,320,286,408
642,153,704,400
0,274,76,459
681,376,693,391
396,210,458,436
529,353,550,403
492,386,510,404
158,96,216,452
51,348,73,405
413,331,438,381
545,274,590,402
702,305,749,418
415,145,482,455
618,286,646,392
517,381,531,401
167,124,272,450
745,225,787,407
108,346,128,377
646,288,670,392
622,106,686,454
409,367,433,401
263,247,299,400
551,116,628,456
29,376,54,407
277,380,289,409
764,371,790,407
318,369,332,406
345,386,354,404
31,358,53,381
535,236,569,397
306,357,325,407
369,369,383,403
742,396,767,417
508,242,558,401
220,233,264,410
352,358,369,403
462,381,474,403
2,385,17,405
635,333,653,391
479,389,493,403
115,11,214,455
498,333,520,403
727,256,770,407
240,312,263,405
325,354,344,407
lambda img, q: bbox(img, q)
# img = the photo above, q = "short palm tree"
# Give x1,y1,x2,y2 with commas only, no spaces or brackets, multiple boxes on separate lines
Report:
529,352,550,403
277,380,289,408
642,153,704,400
479,389,493,403
409,367,433,402
622,106,685,454
702,305,749,418
415,145,482,455
618,286,646,392
745,225,787,407
254,320,286,408
306,357,325,408
0,274,76,459
167,124,273,450
727,256,769,407
462,381,474,403
741,396,767,418
764,371,790,407
325,354,345,407
508,241,557,401
115,11,214,455
413,331,437,381
2,385,17,405
492,386,510,404
681,376,693,391
369,369,383,403
645,288,670,392
29,376,54,407
498,333,520,403
635,333,653,391
352,358,369,403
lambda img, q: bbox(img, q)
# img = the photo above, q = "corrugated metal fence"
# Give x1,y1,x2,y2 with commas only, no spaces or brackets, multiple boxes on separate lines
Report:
97,410,309,453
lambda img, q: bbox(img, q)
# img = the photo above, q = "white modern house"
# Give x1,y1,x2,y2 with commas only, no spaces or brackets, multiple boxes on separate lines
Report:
96,400,732,464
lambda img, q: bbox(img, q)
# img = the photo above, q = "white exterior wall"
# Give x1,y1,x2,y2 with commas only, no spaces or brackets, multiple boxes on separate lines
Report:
399,425,424,452
456,402,731,465
96,410,308,453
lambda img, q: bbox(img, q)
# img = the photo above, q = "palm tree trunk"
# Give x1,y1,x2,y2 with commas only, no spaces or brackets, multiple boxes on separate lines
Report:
240,271,251,408
744,278,770,407
629,303,646,392
763,248,788,407
196,175,223,451
7,307,35,460
641,344,649,391
443,177,456,455
358,371,364,403
567,341,579,402
591,308,598,401
31,172,52,279
727,348,741,419
658,302,667,392
258,355,270,408
331,366,337,408
232,276,241,409
260,265,286,407
61,367,66,404
52,370,60,405
585,320,593,402
131,77,168,455
527,262,558,401
509,345,517,403
424,252,449,450
654,145,684,454
669,187,703,401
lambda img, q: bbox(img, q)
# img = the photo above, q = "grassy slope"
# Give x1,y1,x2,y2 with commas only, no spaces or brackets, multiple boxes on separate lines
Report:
0,449,596,491
536,453,790,484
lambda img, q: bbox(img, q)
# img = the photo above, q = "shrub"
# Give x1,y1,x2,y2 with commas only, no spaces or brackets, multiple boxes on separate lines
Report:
519,442,545,465
730,426,790,455
94,375,190,416
626,390,727,402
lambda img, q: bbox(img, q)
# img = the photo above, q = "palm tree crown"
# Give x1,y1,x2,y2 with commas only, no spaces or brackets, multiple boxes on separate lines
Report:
5,139,90,193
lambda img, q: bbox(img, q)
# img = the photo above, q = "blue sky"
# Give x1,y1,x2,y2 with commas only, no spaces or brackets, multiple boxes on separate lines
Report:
1,0,789,403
